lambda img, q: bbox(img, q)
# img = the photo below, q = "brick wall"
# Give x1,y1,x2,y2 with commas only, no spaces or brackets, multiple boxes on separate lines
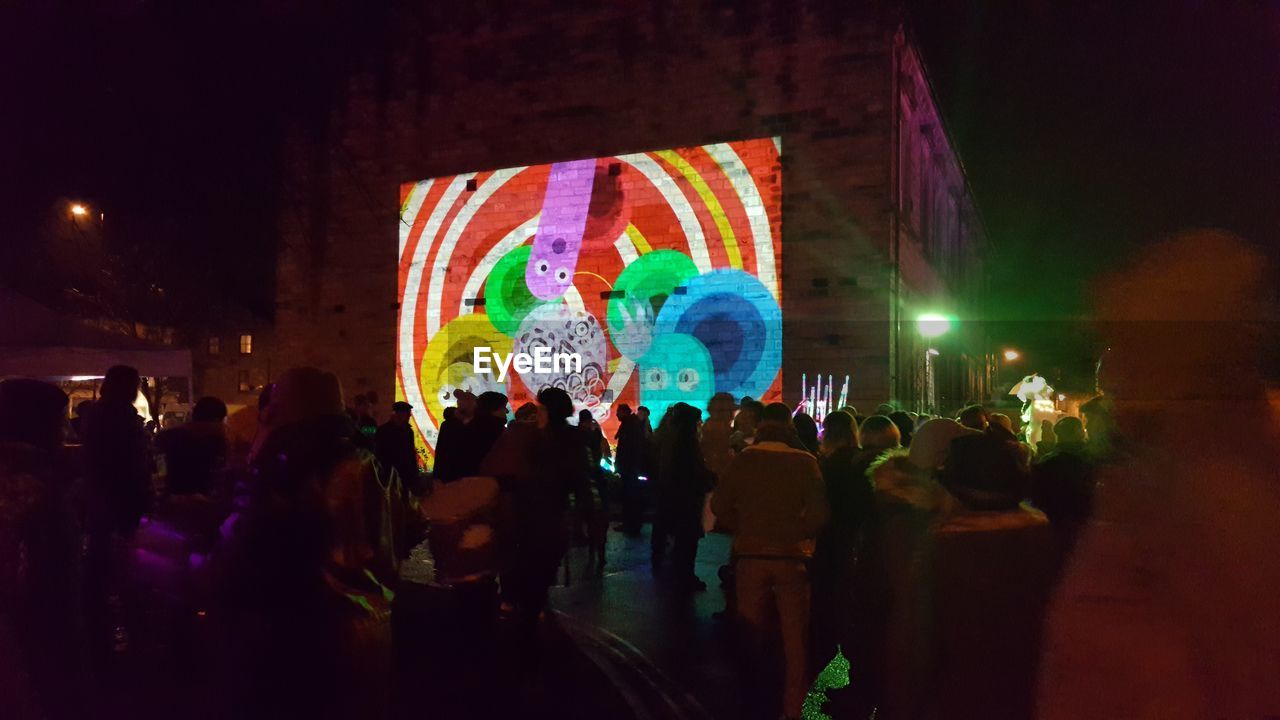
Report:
274,2,986,416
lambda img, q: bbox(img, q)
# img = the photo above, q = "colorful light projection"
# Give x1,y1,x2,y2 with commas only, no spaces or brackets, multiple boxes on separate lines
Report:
398,138,783,452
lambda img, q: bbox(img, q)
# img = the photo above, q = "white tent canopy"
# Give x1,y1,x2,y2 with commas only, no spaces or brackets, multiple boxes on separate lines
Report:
0,289,191,380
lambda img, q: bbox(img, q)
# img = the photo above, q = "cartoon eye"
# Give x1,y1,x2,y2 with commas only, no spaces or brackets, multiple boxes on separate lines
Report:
573,321,590,337
438,386,456,405
644,368,668,390
677,368,700,392
535,260,550,276
555,267,569,283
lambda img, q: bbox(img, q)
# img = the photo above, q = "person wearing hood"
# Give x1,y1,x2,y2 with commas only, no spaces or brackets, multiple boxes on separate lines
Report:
214,367,394,718
849,418,972,720
932,424,1053,719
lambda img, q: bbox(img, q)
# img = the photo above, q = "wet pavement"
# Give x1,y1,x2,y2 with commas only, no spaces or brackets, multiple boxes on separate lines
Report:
550,528,756,720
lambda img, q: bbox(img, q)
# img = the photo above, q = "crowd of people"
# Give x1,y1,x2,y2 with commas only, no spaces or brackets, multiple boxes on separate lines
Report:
0,361,1106,720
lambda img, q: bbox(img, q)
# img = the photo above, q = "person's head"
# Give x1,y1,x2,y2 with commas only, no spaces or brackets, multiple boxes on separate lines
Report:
536,387,574,427
822,411,856,452
74,399,93,418
260,367,344,432
442,406,457,423
708,392,737,422
0,379,69,451
1079,394,1113,443
192,396,228,424
391,401,413,425
452,389,477,420
760,402,792,429
637,406,651,423
840,405,858,419
988,412,1013,433
477,391,509,419
616,403,633,420
513,402,538,424
792,412,819,452
100,365,141,406
257,384,274,414
958,404,989,431
907,418,975,471
1054,416,1086,447
578,409,594,427
942,431,1029,510
734,399,763,435
874,403,896,417
889,411,914,447
858,415,902,454
353,393,370,413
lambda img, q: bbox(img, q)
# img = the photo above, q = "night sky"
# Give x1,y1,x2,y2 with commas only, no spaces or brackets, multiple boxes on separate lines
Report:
2,1,1276,387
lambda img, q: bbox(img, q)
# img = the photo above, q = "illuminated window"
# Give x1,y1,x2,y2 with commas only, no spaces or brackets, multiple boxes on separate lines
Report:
237,370,251,393
239,334,253,355
208,336,220,355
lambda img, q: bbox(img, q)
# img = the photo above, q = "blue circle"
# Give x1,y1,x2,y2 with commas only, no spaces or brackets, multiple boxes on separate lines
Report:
653,269,781,399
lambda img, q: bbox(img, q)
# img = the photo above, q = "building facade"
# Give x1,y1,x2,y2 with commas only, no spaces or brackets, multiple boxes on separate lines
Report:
273,2,992,443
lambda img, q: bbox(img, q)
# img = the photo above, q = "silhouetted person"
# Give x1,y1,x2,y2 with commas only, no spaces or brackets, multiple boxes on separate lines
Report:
433,391,474,482
732,398,764,450
376,401,420,492
614,404,648,535
792,412,819,455
0,379,90,720
651,403,714,590
889,410,915,448
811,411,873,673
957,403,989,431
214,368,393,718
855,418,971,719
466,391,509,477
156,396,228,496
700,392,737,480
933,424,1052,720
69,399,93,442
1031,416,1095,575
577,408,609,504
508,388,589,632
81,365,152,663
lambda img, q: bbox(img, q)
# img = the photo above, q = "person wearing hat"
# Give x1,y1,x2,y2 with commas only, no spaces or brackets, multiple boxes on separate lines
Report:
376,401,421,495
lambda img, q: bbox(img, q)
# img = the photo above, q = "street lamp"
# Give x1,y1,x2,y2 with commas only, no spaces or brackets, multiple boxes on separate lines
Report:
1003,348,1021,362
70,203,88,217
916,313,952,339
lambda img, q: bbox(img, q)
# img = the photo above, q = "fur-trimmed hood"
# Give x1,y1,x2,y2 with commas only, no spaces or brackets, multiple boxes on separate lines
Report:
869,450,954,513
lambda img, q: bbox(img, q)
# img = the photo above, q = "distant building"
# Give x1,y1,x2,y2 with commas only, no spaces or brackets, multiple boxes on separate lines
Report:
192,310,274,408
274,3,993,443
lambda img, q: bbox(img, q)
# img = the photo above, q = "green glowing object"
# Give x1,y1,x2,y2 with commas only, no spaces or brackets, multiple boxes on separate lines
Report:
916,313,952,338
803,646,852,720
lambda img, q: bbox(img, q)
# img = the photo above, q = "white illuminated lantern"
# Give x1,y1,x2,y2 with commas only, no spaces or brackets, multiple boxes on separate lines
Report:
1009,373,1059,446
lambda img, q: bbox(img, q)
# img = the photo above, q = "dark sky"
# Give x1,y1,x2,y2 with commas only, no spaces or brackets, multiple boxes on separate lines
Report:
2,1,1276,384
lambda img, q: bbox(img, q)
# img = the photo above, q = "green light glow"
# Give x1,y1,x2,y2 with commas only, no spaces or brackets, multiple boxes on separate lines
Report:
916,313,952,338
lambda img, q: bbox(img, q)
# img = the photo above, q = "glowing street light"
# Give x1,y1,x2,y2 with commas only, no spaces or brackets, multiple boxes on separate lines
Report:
1003,348,1021,362
916,313,952,339
70,204,88,217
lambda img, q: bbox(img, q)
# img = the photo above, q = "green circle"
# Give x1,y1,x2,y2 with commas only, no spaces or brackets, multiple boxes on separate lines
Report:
485,245,550,336
606,249,700,333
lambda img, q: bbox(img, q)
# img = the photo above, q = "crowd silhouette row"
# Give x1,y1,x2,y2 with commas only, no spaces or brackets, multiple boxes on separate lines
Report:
0,365,1108,720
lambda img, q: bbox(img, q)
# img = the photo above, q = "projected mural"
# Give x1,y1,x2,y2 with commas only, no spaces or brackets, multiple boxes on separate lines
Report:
397,137,782,453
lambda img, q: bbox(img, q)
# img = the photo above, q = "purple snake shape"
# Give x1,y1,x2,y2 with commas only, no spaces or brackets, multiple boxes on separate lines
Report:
525,159,595,300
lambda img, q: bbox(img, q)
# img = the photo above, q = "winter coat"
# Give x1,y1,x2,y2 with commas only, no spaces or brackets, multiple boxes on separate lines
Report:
711,441,828,560
862,450,1053,720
